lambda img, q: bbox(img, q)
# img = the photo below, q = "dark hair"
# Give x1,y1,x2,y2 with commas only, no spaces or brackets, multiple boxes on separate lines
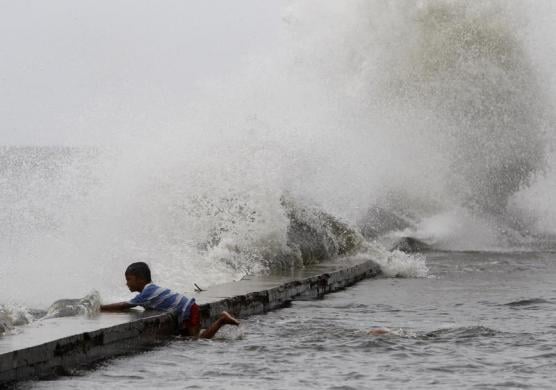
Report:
125,262,152,283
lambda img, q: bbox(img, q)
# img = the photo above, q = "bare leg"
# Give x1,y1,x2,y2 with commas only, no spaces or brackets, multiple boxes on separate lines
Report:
200,311,240,339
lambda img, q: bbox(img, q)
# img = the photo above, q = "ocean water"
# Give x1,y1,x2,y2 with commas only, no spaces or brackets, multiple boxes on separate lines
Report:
16,251,556,389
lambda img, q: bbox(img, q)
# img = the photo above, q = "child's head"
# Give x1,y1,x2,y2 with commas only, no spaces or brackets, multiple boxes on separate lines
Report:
125,262,152,292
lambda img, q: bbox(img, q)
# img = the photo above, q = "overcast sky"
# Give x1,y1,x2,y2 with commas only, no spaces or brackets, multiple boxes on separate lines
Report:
0,0,283,145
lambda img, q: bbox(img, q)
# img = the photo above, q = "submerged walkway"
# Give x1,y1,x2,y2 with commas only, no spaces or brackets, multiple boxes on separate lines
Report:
0,256,381,385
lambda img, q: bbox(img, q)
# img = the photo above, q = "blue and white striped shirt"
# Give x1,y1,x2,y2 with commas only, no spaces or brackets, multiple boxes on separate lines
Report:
128,283,196,323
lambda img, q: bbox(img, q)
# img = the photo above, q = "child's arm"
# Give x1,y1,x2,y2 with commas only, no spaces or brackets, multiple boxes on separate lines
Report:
100,302,136,312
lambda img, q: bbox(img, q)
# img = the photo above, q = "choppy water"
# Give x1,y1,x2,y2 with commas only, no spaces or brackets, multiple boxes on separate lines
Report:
16,251,556,390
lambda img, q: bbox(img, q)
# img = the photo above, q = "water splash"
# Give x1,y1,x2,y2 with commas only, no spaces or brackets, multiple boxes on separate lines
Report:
291,0,554,249
356,244,430,278
43,290,101,319
0,291,101,335
0,304,41,335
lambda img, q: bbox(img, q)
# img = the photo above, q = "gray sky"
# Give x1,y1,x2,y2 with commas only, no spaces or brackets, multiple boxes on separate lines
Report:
0,0,282,145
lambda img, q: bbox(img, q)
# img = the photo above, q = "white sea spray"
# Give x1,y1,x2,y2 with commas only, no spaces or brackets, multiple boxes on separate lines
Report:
356,243,430,279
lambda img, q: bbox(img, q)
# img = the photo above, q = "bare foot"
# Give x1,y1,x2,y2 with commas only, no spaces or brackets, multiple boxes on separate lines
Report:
220,311,240,326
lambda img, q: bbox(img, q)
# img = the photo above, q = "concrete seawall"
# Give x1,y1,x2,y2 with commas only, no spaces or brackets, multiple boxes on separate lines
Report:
0,257,381,385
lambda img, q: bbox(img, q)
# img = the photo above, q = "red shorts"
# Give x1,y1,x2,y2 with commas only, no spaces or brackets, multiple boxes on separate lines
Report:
181,303,200,334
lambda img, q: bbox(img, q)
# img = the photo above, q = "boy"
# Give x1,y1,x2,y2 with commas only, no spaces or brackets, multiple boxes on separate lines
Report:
101,262,239,339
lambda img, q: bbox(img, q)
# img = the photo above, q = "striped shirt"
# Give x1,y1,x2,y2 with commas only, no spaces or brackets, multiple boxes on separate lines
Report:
128,283,196,323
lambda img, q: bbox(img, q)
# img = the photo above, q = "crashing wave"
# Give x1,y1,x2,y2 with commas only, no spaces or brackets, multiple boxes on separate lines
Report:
200,194,366,274
351,0,554,251
0,305,42,335
0,291,101,336
355,244,429,279
280,194,365,264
